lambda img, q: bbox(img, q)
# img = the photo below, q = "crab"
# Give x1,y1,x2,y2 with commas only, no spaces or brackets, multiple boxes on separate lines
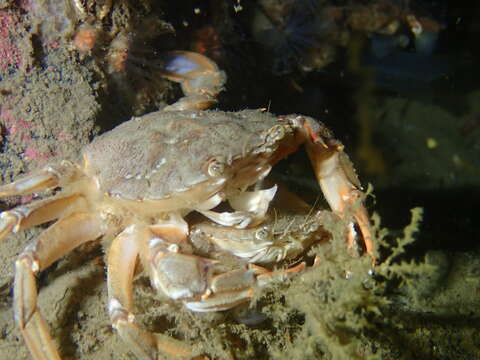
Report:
0,50,372,360
188,186,334,269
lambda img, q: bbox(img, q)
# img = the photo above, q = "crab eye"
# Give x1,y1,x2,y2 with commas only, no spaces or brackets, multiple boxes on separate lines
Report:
267,125,286,142
255,227,270,241
207,159,225,177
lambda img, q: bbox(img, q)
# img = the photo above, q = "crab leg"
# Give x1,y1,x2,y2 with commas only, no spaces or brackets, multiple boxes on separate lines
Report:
0,161,78,197
0,194,86,242
184,262,306,312
107,224,195,360
253,262,306,287
160,51,226,111
183,267,256,312
14,212,105,360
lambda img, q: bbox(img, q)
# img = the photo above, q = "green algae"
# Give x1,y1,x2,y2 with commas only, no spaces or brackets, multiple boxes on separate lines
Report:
211,205,428,360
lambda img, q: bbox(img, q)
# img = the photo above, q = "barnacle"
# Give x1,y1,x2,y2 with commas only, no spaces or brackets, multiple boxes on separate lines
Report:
103,18,177,114
63,1,177,114
72,23,98,53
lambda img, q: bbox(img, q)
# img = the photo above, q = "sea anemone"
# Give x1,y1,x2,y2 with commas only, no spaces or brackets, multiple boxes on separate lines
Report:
254,0,334,74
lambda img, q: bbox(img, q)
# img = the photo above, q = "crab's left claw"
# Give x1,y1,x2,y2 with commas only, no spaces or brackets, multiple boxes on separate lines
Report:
291,116,374,258
160,51,226,111
197,186,277,229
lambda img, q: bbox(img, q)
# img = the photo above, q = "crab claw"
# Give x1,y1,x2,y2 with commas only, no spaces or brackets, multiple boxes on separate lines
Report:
197,186,277,229
287,115,374,258
160,51,226,111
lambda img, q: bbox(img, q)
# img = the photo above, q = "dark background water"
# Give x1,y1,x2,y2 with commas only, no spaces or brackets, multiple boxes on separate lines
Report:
161,0,480,257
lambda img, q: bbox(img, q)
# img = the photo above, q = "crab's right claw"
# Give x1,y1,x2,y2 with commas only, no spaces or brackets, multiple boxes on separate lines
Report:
300,119,374,259
160,51,226,111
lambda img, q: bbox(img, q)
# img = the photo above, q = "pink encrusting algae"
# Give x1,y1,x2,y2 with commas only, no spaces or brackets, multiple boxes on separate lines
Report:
0,10,24,73
0,108,32,143
23,147,53,160
0,107,54,164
